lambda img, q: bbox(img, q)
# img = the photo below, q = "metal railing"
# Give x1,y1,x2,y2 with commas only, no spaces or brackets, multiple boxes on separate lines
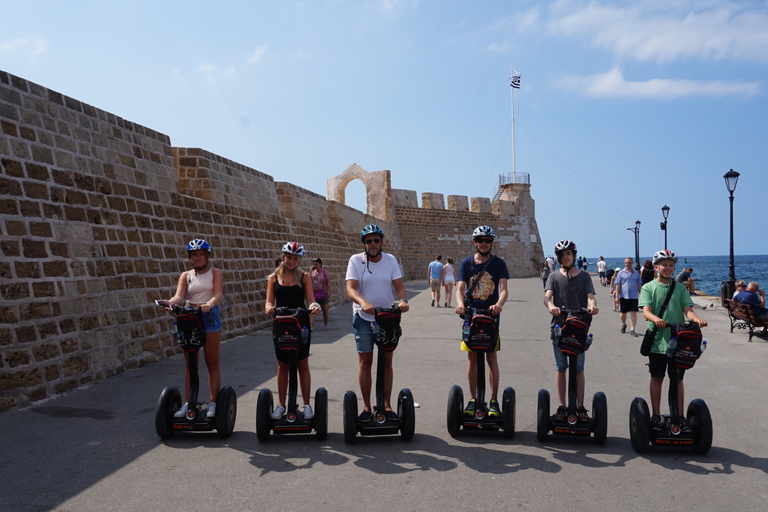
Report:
492,172,530,201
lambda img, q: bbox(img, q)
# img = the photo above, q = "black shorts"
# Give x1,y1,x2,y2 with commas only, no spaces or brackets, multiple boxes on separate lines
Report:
620,298,639,313
647,353,685,381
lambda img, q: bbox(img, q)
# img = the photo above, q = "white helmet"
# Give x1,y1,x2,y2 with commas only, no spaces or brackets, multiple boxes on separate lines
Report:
281,242,306,257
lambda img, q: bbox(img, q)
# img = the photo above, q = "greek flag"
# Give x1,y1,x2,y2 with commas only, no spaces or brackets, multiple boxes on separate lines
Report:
510,73,521,89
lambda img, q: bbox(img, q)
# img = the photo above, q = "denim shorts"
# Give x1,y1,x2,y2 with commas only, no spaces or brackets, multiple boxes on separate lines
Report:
203,305,222,333
552,336,585,372
352,313,376,353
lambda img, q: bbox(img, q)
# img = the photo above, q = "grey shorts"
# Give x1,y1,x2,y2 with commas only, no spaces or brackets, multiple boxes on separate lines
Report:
352,313,376,353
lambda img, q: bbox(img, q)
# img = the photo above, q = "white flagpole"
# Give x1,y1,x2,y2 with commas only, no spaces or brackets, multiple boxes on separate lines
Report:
510,64,517,184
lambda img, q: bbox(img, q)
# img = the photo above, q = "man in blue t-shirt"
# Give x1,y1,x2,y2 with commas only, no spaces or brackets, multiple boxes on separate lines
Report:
615,257,643,336
735,282,768,336
427,255,444,307
454,226,509,418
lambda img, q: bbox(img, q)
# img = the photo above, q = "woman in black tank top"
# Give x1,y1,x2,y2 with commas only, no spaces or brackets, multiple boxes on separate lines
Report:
265,242,321,420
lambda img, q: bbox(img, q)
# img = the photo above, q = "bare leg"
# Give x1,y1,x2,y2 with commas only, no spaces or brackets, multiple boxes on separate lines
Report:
358,351,373,412
466,352,478,398
650,377,664,416
556,370,567,406
384,351,394,411
202,332,221,402
486,351,500,401
576,370,585,408
297,357,311,407
276,360,289,407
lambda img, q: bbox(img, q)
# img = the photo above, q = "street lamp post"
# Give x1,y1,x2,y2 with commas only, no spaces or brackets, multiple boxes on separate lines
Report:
723,169,740,304
627,220,641,269
661,205,670,250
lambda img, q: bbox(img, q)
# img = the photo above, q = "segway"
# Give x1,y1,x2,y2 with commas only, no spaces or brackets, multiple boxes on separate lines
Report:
256,307,328,441
446,307,515,438
629,321,712,454
154,301,237,439
537,307,607,444
343,304,415,444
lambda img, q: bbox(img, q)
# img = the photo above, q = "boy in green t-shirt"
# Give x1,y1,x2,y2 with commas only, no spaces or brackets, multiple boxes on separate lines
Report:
638,250,708,432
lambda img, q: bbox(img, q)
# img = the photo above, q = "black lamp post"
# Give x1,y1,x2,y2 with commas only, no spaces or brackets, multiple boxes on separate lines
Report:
627,220,641,269
661,205,670,249
723,169,740,303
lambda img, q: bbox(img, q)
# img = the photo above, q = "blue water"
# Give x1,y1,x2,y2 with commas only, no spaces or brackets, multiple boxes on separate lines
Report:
582,255,768,297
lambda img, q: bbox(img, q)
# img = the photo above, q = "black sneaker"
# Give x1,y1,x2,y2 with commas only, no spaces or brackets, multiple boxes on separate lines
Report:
359,410,372,422
578,406,591,422
621,325,627,333
679,417,693,433
552,405,567,421
650,414,663,431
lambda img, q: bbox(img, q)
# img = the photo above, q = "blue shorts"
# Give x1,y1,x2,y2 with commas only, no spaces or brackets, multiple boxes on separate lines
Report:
352,313,376,353
203,305,222,333
552,336,585,372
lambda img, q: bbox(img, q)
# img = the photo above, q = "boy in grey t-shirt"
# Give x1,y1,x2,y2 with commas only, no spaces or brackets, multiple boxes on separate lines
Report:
543,240,599,422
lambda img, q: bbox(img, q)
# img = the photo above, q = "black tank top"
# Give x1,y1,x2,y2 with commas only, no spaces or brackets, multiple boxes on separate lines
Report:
275,275,305,309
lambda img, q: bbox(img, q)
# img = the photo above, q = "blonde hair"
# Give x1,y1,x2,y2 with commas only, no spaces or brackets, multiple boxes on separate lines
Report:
275,257,304,288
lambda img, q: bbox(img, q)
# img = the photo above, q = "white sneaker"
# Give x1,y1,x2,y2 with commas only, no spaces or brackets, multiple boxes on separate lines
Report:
173,402,188,418
302,404,314,419
206,402,216,418
271,405,286,420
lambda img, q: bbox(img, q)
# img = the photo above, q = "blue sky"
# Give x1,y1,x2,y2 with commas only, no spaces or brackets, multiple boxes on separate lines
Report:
2,0,766,259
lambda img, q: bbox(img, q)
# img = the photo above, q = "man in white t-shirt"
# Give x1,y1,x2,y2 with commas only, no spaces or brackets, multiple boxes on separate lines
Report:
346,225,410,422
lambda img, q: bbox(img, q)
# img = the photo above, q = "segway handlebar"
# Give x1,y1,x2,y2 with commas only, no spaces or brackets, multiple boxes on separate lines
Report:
273,306,308,317
373,303,402,315
155,300,186,315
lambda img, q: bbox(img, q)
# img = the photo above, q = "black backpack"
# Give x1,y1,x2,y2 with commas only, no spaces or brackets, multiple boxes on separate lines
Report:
556,310,592,356
464,309,498,352
374,308,403,351
668,322,703,369
272,308,310,352
176,307,207,352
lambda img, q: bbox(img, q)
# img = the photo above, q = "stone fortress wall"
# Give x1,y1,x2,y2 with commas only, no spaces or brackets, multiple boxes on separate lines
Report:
0,70,540,410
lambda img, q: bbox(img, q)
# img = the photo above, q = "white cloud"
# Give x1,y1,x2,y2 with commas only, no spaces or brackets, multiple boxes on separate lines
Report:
0,36,47,58
559,66,759,99
247,45,269,65
547,1,768,63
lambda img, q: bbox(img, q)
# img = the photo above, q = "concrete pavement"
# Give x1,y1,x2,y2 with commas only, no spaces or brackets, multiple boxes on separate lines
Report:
2,275,767,511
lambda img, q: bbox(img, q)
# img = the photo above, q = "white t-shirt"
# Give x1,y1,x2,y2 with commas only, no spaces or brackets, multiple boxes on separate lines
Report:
596,260,607,272
346,252,402,322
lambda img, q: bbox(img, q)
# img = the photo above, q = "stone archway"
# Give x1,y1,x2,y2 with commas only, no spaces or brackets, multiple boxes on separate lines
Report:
327,163,391,221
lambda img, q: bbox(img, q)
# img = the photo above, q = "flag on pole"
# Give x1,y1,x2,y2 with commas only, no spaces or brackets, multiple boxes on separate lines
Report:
510,72,521,89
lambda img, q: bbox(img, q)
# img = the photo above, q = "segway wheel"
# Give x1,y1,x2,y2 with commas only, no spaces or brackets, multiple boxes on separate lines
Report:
629,397,650,454
398,388,415,441
446,385,463,437
314,387,328,441
502,386,516,440
688,399,713,455
155,386,182,439
592,391,607,445
215,386,237,439
256,388,273,442
536,389,550,442
343,390,358,444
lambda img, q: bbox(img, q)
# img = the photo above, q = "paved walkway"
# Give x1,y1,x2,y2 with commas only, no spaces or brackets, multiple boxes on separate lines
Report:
2,275,767,511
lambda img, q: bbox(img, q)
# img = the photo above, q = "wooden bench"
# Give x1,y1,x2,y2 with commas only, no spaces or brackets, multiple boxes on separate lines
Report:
725,299,768,342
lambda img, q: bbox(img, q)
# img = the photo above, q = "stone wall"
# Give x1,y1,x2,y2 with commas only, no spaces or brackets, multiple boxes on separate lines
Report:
0,70,398,410
393,185,543,280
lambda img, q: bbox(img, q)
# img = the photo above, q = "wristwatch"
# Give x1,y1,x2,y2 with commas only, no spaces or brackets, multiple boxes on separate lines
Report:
399,298,408,303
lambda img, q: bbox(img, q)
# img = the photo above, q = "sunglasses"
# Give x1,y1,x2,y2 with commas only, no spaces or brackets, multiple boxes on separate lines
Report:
364,238,381,245
475,238,493,244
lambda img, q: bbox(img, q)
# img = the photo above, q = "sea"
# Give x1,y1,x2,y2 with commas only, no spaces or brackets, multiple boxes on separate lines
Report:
583,255,768,297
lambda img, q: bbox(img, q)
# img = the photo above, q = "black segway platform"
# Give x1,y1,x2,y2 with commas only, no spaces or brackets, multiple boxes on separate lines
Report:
154,302,237,439
343,305,415,444
537,308,606,444
446,307,515,438
629,321,712,454
256,307,328,441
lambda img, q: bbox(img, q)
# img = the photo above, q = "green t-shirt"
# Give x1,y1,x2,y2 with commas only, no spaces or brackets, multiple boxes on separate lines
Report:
638,280,693,354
